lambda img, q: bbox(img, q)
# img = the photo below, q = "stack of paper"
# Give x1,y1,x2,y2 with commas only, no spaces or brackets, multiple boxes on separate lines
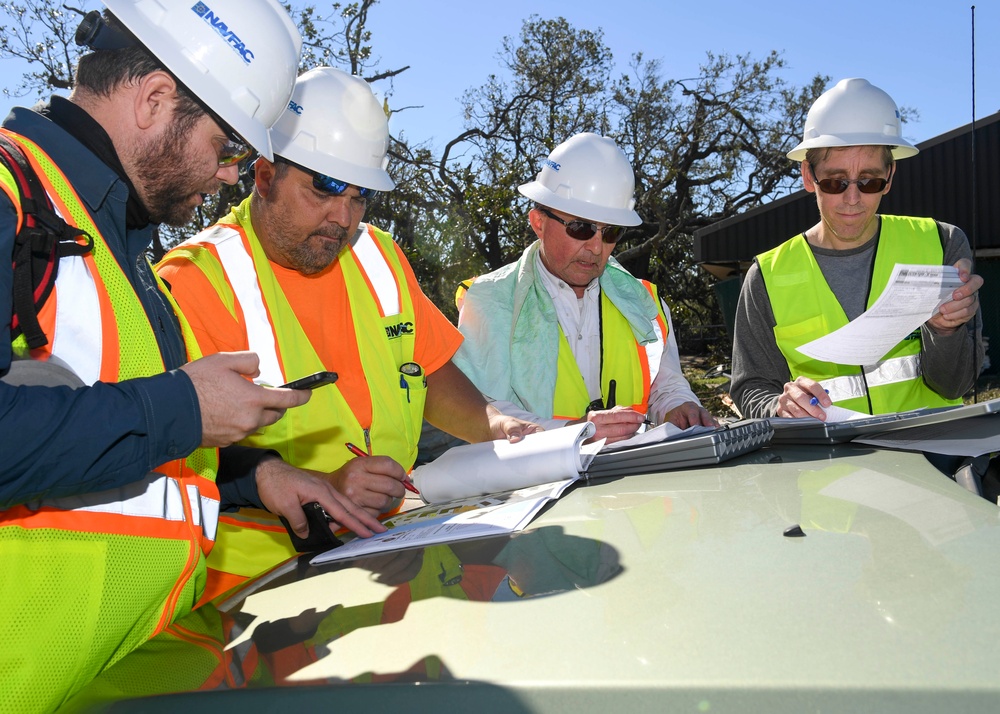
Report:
411,421,600,504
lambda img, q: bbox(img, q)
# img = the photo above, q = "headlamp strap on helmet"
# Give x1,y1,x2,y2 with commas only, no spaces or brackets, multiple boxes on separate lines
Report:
74,9,136,52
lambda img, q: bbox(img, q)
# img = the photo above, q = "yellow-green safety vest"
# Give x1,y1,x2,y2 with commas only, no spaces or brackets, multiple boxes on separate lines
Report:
0,130,219,714
757,216,961,414
552,282,668,420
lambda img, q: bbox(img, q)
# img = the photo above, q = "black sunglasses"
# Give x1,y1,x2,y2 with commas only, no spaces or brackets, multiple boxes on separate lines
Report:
539,207,626,243
807,163,892,195
276,157,378,200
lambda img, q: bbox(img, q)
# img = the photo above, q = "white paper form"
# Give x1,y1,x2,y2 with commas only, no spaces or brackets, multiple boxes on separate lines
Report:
412,422,601,504
797,264,962,365
599,422,717,452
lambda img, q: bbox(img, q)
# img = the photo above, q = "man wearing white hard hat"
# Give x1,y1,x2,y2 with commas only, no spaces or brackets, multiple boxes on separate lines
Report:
731,78,984,419
0,2,388,710
453,133,714,444
159,67,539,598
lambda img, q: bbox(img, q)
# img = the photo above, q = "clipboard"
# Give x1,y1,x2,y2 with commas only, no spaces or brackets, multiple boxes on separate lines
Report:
768,397,1000,445
584,419,773,478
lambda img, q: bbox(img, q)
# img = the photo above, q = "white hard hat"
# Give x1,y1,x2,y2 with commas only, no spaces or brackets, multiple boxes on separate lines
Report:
102,0,302,161
269,67,395,191
518,133,641,226
787,78,918,162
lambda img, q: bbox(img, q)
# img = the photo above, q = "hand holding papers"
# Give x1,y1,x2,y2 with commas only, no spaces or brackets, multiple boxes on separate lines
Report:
797,264,962,365
412,422,601,504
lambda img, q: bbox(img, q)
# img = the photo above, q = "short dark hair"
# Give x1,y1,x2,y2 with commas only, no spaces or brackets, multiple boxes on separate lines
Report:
75,10,202,123
804,145,894,170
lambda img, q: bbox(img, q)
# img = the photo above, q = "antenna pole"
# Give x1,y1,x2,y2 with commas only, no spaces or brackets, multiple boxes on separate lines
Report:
971,5,977,268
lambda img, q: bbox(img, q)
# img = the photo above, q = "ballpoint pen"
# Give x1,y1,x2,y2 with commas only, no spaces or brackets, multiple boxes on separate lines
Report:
809,389,831,407
345,442,420,494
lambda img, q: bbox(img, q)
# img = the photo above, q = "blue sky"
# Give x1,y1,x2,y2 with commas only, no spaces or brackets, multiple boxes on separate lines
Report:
1,0,996,158
365,0,998,152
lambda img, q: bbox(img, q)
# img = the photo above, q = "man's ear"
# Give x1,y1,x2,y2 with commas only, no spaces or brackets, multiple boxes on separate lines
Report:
883,160,896,195
133,70,180,131
527,207,544,237
801,161,816,195
253,158,277,197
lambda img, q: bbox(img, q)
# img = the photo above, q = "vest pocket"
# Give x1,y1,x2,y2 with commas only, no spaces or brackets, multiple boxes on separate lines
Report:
398,367,428,446
773,313,829,343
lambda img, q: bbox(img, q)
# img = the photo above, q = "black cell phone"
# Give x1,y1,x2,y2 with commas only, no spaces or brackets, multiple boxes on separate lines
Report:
278,502,344,552
279,371,339,390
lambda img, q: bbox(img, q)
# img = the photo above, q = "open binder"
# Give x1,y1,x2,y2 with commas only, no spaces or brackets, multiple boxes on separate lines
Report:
585,419,773,478
768,397,1000,445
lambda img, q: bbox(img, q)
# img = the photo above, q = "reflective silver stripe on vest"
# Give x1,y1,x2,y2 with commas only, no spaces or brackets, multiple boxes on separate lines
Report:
819,354,923,402
30,472,185,519
192,225,285,387
644,313,664,385
192,223,402,386
188,484,221,542
27,474,220,542
51,254,102,386
351,225,401,316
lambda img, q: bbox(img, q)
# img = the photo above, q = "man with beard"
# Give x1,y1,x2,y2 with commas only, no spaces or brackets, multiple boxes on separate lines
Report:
157,67,540,598
0,5,383,711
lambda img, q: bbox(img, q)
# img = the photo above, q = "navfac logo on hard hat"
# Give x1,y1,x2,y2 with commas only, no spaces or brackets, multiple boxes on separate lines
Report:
191,2,255,65
541,158,561,172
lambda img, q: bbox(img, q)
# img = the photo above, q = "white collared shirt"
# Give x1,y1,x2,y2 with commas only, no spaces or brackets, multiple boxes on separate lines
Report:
491,254,701,429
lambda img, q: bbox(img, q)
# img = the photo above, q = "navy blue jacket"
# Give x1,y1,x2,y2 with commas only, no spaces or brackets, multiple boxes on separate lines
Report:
0,104,262,509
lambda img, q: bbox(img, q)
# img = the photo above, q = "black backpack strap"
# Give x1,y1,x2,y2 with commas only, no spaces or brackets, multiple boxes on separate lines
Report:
0,132,92,349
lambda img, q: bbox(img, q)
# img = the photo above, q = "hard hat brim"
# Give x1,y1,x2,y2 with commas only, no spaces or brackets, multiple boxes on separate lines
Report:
518,182,642,227
787,133,919,162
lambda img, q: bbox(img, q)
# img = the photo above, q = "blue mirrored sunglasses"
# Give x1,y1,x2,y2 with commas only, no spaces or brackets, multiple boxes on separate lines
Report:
277,157,378,200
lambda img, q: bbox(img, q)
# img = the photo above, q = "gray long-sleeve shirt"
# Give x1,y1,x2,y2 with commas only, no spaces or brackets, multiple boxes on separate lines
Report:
731,218,985,418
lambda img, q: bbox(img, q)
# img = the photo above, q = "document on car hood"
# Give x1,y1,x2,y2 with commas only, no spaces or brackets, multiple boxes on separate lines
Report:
310,480,577,565
854,414,1000,457
412,421,602,504
796,264,961,366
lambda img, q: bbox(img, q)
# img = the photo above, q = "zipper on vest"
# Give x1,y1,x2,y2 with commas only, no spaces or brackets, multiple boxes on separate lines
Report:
858,367,875,415
363,427,373,456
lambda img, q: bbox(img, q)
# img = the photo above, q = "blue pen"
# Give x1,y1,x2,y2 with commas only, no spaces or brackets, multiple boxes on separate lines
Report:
809,389,830,406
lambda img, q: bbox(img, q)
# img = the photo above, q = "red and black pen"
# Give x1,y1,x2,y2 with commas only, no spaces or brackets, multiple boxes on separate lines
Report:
344,442,420,495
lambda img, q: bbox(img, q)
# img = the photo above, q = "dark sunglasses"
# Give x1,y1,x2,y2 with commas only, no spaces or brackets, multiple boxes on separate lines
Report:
539,207,626,243
807,163,892,195
276,157,378,199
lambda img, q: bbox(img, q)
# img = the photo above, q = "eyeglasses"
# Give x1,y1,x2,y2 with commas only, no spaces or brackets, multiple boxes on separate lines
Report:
217,137,252,167
173,77,252,167
539,207,626,243
807,163,892,195
277,157,378,200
